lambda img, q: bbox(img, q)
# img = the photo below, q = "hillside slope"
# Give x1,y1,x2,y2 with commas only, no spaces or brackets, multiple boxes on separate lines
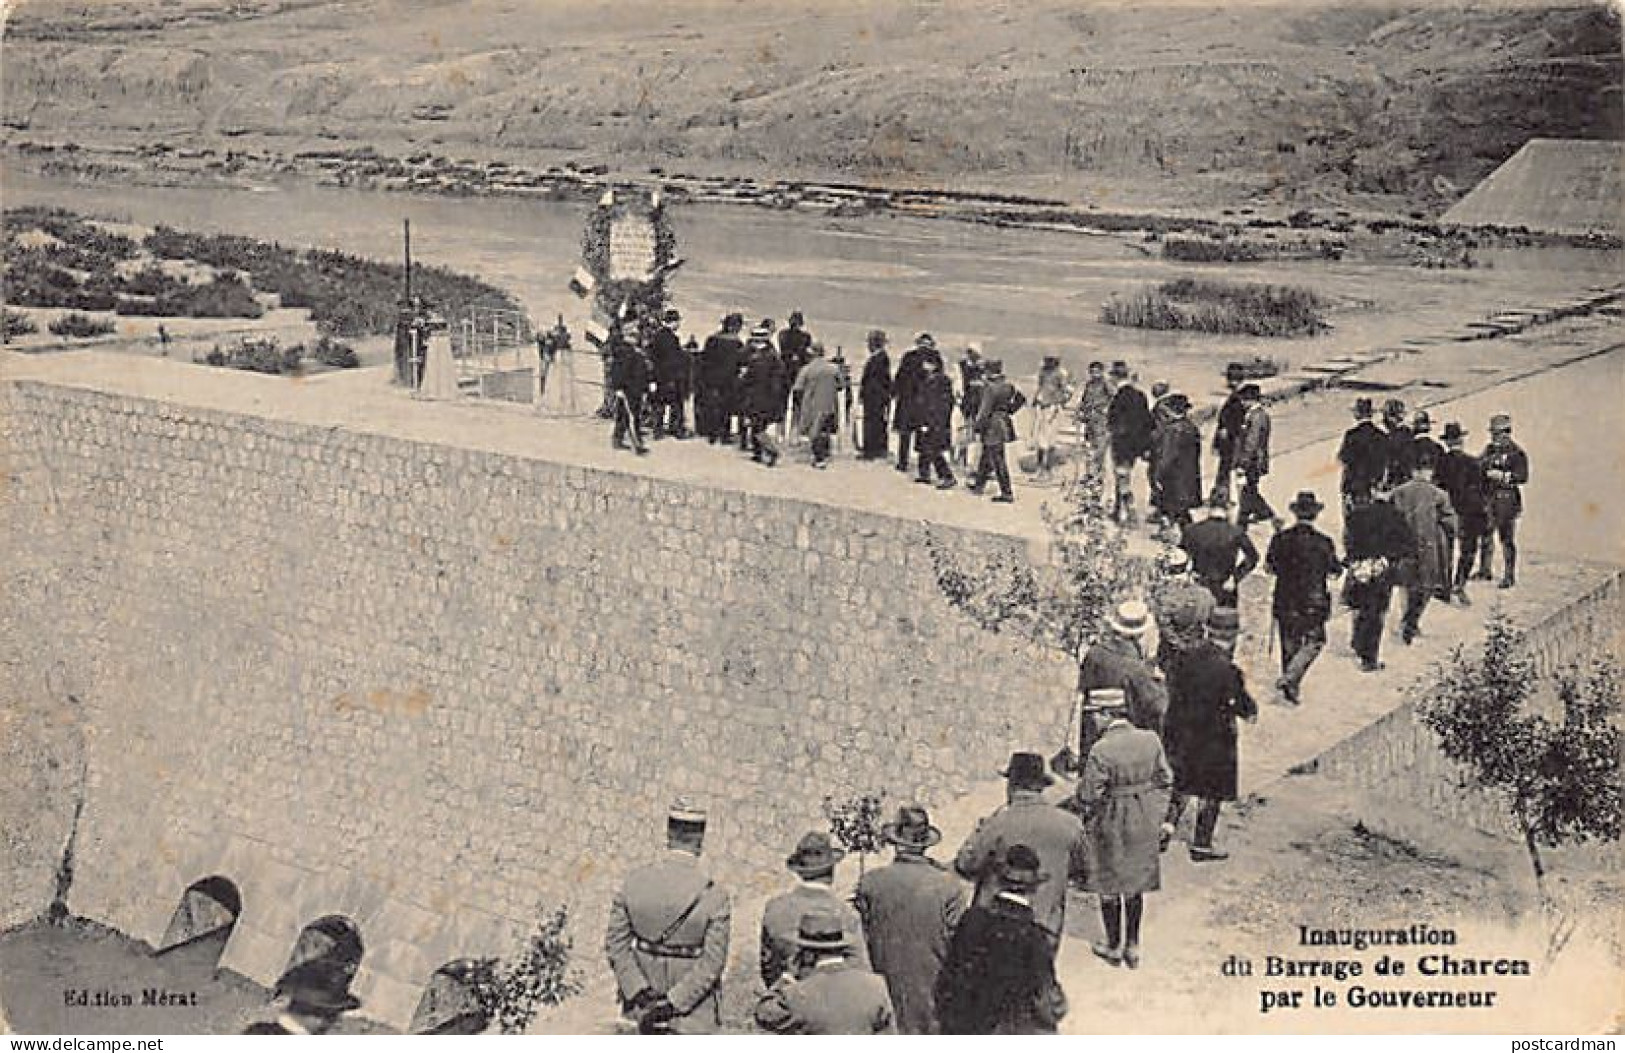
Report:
2,0,1620,210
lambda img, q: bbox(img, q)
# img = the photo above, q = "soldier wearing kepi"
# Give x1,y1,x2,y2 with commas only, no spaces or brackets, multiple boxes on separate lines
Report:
852,805,965,1036
1264,490,1343,704
1478,413,1530,589
604,797,731,1034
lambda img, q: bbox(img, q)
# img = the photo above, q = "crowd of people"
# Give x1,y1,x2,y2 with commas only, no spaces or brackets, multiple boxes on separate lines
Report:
593,378,1532,1036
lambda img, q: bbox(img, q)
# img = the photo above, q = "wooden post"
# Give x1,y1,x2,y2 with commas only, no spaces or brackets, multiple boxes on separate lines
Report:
403,219,413,306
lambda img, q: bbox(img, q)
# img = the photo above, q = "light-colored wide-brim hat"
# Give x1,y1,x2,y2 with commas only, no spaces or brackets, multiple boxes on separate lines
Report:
1107,599,1151,637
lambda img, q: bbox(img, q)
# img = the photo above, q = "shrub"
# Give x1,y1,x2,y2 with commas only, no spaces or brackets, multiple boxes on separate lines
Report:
1161,236,1263,263
465,906,583,1034
1101,278,1327,337
202,336,303,375
1417,614,1621,901
47,312,116,338
313,335,359,369
3,308,38,341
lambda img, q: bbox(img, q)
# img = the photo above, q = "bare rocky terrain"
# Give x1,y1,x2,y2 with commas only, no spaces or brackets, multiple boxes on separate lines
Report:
2,0,1619,213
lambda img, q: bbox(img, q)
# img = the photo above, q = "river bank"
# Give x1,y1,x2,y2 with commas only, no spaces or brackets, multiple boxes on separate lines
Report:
7,138,1615,259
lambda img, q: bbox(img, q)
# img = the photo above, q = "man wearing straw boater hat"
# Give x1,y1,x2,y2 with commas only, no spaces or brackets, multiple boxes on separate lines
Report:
936,844,1069,1034
242,958,362,1034
954,752,1088,957
1264,489,1343,704
854,805,965,1034
754,906,896,1035
761,831,869,988
1073,599,1167,762
605,797,732,1034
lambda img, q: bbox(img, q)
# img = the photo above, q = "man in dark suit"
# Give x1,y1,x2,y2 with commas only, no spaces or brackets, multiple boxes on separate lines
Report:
1435,422,1488,604
754,908,896,1035
697,314,744,444
1380,398,1415,489
1478,413,1530,589
1208,362,1249,508
649,308,690,439
608,325,651,456
953,753,1089,955
1106,362,1153,525
853,805,964,1035
1342,488,1414,673
1162,608,1257,861
936,845,1068,1034
1337,397,1388,508
1265,490,1342,704
858,329,893,460
891,333,941,474
1181,501,1260,609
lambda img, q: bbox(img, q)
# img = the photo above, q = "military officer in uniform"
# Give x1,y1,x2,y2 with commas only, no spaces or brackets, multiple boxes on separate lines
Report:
604,797,732,1034
1477,413,1530,589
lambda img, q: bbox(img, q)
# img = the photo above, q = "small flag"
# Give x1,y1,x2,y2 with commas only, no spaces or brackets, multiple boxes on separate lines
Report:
598,189,615,208
569,265,597,298
650,190,662,211
582,319,609,348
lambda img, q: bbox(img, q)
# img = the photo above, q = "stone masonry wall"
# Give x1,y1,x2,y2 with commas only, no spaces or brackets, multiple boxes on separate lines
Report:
1314,570,1623,840
0,377,1073,1028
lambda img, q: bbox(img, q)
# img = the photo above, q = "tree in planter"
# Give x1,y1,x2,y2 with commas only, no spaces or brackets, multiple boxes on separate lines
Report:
822,793,886,878
1416,612,1622,906
464,905,584,1034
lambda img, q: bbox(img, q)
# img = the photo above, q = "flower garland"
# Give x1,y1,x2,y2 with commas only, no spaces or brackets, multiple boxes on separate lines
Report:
579,191,678,326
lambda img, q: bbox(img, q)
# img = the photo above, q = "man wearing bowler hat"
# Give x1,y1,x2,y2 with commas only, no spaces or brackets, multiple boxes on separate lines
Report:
1338,397,1388,508
242,958,362,1034
1106,361,1154,524
853,804,965,1034
1435,422,1489,604
649,307,690,440
1265,490,1343,704
954,752,1089,956
604,797,732,1034
1478,413,1529,589
760,831,869,988
754,907,896,1035
1209,362,1250,508
936,844,1068,1034
1162,610,1257,862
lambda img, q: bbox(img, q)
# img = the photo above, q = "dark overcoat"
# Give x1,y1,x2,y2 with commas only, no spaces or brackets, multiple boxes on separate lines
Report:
1107,384,1153,462
1435,449,1488,522
1266,522,1340,621
917,371,956,456
1338,421,1388,496
935,898,1067,1035
860,351,892,408
853,855,964,1035
755,961,896,1035
1153,416,1203,518
740,347,786,423
1163,641,1257,801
